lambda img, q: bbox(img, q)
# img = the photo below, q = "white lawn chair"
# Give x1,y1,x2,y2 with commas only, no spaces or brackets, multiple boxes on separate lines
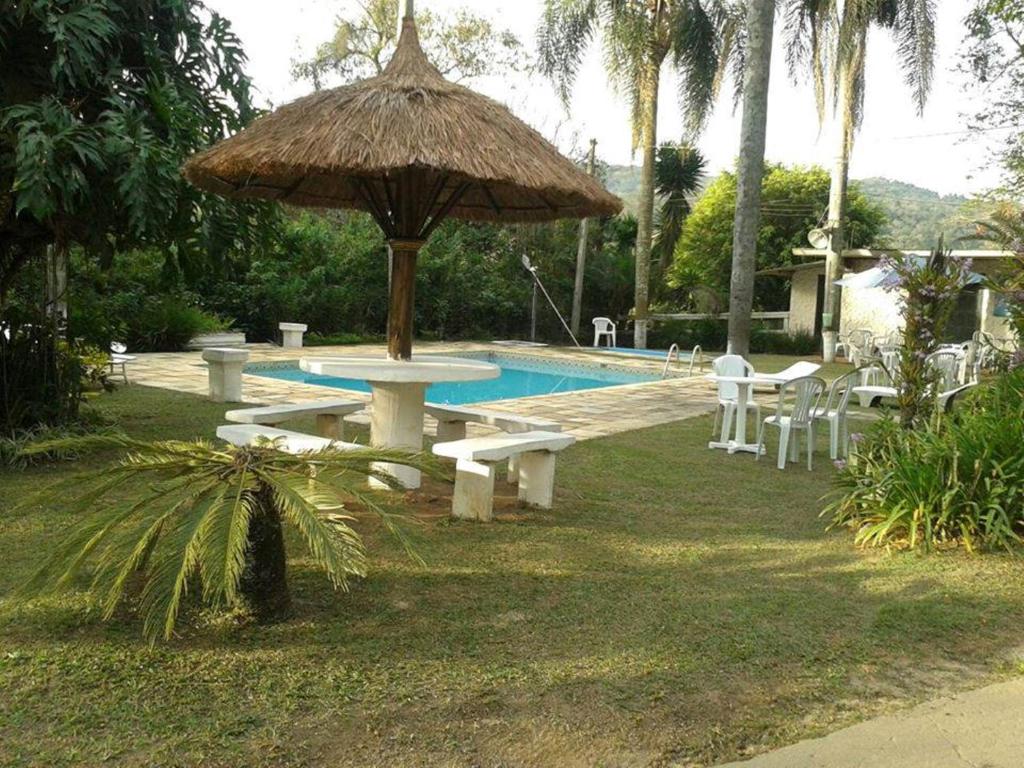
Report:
756,375,826,470
592,317,617,347
109,342,136,384
926,350,962,391
813,371,857,460
711,354,760,443
762,360,821,384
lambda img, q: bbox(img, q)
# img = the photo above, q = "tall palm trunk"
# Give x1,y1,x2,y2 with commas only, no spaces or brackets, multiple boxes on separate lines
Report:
727,0,775,357
633,57,662,350
571,139,598,338
822,29,864,362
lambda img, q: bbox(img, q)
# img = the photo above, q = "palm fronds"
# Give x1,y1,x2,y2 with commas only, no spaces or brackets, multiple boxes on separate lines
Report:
15,435,441,642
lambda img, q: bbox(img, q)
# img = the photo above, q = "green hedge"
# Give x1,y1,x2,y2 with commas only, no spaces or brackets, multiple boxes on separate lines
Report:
649,318,818,355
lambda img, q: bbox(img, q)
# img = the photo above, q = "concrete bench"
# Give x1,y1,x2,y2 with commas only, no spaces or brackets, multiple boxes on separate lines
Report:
216,424,361,454
432,431,576,521
225,399,365,440
279,322,308,349
202,347,249,403
426,404,562,481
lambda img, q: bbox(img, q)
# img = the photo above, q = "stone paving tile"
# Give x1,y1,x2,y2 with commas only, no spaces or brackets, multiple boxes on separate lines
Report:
127,342,721,442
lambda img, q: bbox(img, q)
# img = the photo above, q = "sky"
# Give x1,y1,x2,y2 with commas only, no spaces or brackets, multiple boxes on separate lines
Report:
206,0,1001,197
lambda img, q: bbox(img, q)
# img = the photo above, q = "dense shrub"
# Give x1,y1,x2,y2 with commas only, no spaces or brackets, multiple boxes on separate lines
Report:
827,370,1024,552
0,319,85,435
649,318,818,355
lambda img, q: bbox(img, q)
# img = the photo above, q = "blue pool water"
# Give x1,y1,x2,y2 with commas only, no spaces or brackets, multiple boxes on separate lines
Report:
598,346,692,359
246,353,657,405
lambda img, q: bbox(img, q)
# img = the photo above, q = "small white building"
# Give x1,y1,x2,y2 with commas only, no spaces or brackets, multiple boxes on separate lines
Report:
763,249,1018,345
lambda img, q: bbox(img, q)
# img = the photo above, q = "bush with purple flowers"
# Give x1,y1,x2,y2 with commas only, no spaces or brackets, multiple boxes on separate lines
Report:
881,239,973,428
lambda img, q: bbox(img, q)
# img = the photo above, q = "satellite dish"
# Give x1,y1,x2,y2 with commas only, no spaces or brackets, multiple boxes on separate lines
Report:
807,228,831,249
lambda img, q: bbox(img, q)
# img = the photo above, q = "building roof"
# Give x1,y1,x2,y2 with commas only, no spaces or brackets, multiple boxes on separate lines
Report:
757,261,827,276
791,248,1016,260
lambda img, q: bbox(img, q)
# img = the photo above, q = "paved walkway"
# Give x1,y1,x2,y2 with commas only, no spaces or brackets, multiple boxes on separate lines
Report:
717,677,1024,768
128,342,721,442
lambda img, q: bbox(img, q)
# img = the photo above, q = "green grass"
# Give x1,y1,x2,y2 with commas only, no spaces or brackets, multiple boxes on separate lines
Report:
2,385,1023,767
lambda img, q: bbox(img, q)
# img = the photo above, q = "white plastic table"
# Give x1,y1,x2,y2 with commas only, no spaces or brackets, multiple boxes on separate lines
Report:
300,356,499,489
704,373,779,455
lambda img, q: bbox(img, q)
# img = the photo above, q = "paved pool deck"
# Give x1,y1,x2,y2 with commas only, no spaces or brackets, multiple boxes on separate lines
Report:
127,342,720,441
716,676,1024,768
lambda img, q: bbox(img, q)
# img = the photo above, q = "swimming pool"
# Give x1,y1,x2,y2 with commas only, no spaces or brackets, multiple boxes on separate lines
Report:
597,346,693,360
245,352,659,405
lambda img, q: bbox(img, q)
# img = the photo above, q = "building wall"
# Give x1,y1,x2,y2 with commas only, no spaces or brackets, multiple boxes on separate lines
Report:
788,270,819,334
839,284,905,339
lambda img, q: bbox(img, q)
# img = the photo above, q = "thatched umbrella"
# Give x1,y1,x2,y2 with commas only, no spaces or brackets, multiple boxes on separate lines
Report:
183,0,621,361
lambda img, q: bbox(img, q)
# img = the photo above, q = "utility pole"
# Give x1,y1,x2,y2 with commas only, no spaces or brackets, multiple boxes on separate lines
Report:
571,139,597,338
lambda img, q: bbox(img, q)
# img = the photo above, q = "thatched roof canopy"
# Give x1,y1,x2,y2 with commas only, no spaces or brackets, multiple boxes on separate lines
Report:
183,15,621,236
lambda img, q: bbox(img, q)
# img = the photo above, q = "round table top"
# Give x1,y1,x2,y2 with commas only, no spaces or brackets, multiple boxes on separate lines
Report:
704,373,780,385
300,355,500,384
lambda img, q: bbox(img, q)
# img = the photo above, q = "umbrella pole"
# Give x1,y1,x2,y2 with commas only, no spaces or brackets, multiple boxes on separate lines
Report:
387,239,422,360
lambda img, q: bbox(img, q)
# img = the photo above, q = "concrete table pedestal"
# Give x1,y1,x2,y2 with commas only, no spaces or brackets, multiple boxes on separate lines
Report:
202,347,249,403
279,322,308,349
299,356,499,490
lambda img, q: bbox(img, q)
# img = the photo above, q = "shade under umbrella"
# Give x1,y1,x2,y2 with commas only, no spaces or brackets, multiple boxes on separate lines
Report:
183,2,621,359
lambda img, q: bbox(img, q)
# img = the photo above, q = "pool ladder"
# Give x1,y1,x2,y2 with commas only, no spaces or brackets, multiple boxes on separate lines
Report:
662,344,705,378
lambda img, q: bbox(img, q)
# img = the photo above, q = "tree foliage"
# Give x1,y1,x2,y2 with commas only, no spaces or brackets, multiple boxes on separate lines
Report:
666,164,887,310
963,0,1024,194
291,0,526,88
0,0,279,300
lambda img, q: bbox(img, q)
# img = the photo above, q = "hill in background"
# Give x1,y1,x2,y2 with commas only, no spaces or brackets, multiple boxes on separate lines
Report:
603,165,988,250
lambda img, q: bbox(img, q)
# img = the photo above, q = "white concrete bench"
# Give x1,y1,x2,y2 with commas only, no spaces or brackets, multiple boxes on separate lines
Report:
432,431,576,521
279,322,308,349
426,404,562,481
216,424,361,454
225,399,365,440
202,347,249,403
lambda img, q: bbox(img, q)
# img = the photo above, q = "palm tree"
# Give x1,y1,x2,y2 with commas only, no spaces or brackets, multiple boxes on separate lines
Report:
727,0,776,357
16,434,436,642
539,0,734,348
652,142,707,285
783,0,936,360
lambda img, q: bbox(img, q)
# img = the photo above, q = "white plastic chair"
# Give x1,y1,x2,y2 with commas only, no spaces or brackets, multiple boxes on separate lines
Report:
756,375,826,470
592,317,617,347
813,371,856,460
711,354,759,443
109,341,136,384
926,350,961,391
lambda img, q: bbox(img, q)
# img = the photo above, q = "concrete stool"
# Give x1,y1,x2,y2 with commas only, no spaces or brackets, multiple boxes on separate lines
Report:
279,323,308,349
202,347,249,403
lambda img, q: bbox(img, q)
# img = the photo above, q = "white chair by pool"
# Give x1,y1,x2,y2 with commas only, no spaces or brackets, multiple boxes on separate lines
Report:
756,375,826,470
109,342,136,384
711,354,760,444
592,317,617,348
813,371,857,460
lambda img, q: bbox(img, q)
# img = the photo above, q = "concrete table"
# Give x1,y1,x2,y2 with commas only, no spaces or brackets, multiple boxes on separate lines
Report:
300,356,499,489
279,322,308,349
705,373,779,456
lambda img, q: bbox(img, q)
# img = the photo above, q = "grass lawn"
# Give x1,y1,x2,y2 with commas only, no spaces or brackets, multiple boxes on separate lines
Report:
2,384,1023,767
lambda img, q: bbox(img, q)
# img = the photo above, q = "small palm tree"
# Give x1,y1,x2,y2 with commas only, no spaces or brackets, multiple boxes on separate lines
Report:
17,434,440,642
652,142,707,279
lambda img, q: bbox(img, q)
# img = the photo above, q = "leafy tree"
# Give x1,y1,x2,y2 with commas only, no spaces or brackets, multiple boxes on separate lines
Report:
291,0,526,88
963,0,1024,195
18,434,436,642
667,164,886,310
538,0,737,348
0,0,278,306
782,0,936,359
